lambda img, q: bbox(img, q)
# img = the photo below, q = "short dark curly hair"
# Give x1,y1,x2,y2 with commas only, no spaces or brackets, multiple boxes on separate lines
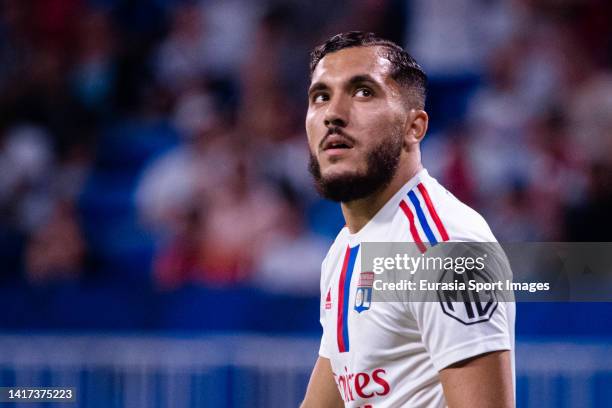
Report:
309,31,427,109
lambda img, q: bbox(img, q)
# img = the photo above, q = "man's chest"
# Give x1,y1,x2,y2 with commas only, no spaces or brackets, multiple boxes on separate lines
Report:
321,244,421,362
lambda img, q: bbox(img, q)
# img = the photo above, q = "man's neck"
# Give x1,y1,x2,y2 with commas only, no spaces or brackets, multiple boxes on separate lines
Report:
341,162,423,234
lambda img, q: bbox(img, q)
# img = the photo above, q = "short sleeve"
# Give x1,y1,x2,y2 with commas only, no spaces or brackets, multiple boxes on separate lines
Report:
318,256,331,358
318,311,331,358
408,299,514,371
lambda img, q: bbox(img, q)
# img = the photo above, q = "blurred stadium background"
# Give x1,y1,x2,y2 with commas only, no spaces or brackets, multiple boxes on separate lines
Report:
0,0,611,406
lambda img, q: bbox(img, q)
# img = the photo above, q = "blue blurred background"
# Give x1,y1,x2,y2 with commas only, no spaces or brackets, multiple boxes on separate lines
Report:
0,0,611,406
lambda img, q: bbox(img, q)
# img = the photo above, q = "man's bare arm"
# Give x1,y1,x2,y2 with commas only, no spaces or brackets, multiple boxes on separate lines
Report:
301,357,344,408
439,350,514,408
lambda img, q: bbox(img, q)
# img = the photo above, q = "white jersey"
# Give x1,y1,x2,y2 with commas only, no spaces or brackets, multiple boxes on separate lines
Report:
318,169,515,407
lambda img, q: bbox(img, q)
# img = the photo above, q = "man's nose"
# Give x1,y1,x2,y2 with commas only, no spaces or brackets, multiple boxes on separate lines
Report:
324,95,349,128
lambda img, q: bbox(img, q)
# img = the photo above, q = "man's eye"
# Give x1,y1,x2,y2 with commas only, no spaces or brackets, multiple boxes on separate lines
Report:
312,93,329,103
355,88,372,97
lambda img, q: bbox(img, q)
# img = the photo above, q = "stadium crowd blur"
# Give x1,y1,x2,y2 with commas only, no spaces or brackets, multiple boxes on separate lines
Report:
0,0,611,330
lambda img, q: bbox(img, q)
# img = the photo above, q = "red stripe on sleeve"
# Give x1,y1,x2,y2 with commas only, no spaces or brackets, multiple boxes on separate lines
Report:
399,200,427,253
417,183,450,241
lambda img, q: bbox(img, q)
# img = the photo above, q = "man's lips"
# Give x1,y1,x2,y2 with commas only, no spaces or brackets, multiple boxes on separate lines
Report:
321,133,355,152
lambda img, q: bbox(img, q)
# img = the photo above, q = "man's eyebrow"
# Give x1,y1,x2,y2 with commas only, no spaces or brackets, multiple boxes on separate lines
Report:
307,74,380,96
347,74,379,87
308,81,328,96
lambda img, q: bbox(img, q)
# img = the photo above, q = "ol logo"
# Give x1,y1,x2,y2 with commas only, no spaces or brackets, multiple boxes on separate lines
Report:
354,272,374,313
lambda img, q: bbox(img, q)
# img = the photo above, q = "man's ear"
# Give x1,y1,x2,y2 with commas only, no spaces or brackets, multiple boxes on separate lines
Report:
404,109,428,147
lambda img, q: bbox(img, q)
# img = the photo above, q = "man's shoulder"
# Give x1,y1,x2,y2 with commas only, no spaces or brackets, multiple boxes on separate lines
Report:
417,176,496,242
321,226,349,263
393,173,496,243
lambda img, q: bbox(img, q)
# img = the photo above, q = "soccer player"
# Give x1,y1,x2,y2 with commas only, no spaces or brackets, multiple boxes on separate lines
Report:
301,32,515,407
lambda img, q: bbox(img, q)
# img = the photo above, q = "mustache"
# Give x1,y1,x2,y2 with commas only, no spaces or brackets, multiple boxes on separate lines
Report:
319,127,356,150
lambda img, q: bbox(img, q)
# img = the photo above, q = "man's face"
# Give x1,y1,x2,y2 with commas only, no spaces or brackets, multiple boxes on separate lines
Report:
306,46,408,202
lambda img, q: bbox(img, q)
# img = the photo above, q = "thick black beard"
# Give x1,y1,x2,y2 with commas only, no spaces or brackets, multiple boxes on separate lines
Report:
308,136,403,203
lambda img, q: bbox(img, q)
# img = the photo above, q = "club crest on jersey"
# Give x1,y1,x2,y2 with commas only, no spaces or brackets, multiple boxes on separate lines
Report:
354,272,374,313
